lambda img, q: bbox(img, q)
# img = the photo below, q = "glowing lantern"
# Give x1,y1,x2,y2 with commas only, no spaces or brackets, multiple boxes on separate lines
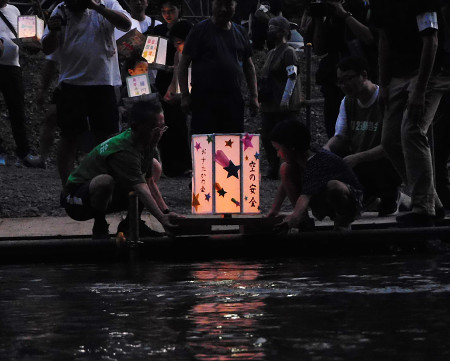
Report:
142,36,167,69
191,133,260,214
125,73,151,97
17,15,44,48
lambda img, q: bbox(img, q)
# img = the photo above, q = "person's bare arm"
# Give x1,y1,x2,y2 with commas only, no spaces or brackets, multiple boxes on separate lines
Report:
88,0,131,31
343,144,386,168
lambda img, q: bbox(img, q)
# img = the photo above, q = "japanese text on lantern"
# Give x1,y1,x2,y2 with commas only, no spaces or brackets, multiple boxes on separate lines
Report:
191,133,260,214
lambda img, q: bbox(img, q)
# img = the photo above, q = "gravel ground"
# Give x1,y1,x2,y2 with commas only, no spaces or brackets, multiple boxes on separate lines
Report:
0,49,326,218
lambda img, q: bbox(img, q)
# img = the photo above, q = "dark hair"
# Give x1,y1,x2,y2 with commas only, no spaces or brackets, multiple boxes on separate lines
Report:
270,120,311,152
124,51,147,72
159,0,182,10
336,56,369,76
169,20,193,41
129,100,163,131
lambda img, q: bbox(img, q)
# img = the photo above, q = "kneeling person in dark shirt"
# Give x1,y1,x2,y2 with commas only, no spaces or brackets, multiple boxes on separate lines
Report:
268,120,364,231
61,100,183,239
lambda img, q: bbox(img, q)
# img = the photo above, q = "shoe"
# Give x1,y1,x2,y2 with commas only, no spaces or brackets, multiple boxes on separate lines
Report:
92,218,110,239
378,191,400,217
117,218,164,238
333,224,351,231
396,212,434,228
20,154,46,168
297,216,315,231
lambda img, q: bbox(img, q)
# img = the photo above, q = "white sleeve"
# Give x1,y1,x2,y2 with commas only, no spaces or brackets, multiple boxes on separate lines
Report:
416,12,438,32
334,98,349,137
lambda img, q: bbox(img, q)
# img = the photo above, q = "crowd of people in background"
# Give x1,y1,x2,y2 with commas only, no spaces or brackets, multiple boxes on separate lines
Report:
1,0,450,237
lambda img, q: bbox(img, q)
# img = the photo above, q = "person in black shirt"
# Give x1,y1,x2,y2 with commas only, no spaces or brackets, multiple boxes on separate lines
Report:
178,0,259,134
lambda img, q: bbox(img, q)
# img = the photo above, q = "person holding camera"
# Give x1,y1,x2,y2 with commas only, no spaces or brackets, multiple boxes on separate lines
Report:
311,0,377,139
41,0,131,185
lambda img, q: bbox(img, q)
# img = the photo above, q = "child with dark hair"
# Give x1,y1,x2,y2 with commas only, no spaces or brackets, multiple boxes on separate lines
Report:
268,119,364,231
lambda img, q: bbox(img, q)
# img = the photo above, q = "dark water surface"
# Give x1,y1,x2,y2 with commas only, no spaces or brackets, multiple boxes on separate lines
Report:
1,255,450,360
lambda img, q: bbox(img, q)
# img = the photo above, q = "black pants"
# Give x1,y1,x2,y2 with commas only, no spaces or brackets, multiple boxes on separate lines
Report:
190,90,245,134
433,91,450,208
158,101,191,177
353,158,402,201
0,65,31,158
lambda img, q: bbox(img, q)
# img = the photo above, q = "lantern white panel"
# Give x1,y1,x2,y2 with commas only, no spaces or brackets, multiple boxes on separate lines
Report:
241,134,260,213
214,135,241,214
191,135,213,214
18,16,42,39
155,37,167,66
125,74,151,97
142,36,158,63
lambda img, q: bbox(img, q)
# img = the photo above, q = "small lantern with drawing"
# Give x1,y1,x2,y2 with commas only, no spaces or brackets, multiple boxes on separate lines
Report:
116,28,147,58
126,73,151,97
191,133,260,214
142,36,168,70
17,15,44,48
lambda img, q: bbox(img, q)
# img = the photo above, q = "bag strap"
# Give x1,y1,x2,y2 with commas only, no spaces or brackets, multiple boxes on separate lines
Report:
0,10,18,38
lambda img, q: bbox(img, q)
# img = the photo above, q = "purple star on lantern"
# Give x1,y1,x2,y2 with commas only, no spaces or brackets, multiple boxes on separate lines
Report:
241,133,254,151
224,160,240,179
205,193,211,201
195,142,201,151
254,152,260,160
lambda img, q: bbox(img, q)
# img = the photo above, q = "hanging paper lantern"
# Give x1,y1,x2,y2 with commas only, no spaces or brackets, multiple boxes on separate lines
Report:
17,15,44,48
191,133,260,214
142,36,167,69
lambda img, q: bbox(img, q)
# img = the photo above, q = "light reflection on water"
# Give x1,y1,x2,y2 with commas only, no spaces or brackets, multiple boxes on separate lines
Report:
0,255,449,360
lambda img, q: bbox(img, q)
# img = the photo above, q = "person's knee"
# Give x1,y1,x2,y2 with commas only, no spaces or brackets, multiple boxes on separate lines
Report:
90,174,115,197
326,180,349,200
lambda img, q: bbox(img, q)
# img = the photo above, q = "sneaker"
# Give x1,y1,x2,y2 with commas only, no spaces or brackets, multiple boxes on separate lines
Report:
378,191,400,217
20,154,46,168
396,212,434,228
92,218,110,239
117,218,164,238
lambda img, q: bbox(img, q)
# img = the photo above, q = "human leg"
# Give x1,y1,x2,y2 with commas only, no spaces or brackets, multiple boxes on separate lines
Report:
432,91,450,209
55,83,89,185
325,180,361,230
0,65,31,158
401,75,449,216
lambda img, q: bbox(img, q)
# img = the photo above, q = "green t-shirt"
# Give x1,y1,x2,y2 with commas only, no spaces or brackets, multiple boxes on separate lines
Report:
66,129,154,191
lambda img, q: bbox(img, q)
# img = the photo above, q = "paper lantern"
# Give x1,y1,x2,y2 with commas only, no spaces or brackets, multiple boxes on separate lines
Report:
17,15,44,48
126,74,151,97
116,28,146,58
191,133,260,214
142,36,167,69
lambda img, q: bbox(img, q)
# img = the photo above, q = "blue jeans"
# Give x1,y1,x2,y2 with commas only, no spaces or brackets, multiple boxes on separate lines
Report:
381,73,450,215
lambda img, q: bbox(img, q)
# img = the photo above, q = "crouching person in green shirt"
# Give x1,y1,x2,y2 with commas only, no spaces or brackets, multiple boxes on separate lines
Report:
61,100,183,239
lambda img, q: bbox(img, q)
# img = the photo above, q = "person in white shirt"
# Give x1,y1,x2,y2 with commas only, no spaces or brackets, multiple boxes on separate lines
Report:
0,0,41,166
41,0,131,185
114,0,161,40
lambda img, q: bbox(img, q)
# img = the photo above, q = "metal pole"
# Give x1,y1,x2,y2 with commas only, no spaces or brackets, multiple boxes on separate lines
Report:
305,43,312,131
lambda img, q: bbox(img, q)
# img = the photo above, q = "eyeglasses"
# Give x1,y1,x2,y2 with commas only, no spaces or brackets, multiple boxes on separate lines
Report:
336,74,358,86
153,125,169,133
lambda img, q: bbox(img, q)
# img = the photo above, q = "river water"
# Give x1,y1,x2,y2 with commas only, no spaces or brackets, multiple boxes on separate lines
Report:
1,255,450,360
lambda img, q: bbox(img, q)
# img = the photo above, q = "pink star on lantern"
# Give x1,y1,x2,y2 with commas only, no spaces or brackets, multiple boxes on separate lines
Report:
241,133,254,151
195,142,201,151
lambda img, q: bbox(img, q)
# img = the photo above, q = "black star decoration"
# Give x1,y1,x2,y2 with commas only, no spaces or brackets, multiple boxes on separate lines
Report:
224,160,240,179
218,188,227,197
